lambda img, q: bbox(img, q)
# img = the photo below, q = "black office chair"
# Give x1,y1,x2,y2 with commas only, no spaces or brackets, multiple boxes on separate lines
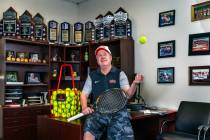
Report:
157,101,210,140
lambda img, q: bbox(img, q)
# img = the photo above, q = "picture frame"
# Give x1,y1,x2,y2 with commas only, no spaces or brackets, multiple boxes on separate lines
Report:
158,40,175,58
188,32,210,56
159,10,175,27
157,67,175,83
189,66,210,86
6,71,18,82
191,1,210,22
25,72,41,84
29,53,39,62
6,50,15,58
16,52,28,59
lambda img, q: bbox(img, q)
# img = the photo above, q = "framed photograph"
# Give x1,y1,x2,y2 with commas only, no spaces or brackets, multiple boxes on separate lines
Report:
16,52,28,59
158,40,175,58
25,72,41,84
157,67,175,83
6,71,18,82
188,32,210,56
191,1,210,22
29,53,39,62
6,50,15,58
159,10,175,27
189,66,210,86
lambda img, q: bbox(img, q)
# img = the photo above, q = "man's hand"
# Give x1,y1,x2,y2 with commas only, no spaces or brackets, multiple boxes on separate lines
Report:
82,107,94,115
133,73,144,85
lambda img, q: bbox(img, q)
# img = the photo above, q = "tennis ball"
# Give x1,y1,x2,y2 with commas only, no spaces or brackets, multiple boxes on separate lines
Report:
138,36,147,44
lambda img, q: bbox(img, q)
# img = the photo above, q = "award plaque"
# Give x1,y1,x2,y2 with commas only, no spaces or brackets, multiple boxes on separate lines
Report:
74,22,83,44
19,10,34,40
114,7,128,38
94,14,103,41
48,20,58,44
0,20,3,36
60,22,70,45
33,13,47,41
3,7,20,37
103,11,114,41
84,21,95,43
126,18,132,37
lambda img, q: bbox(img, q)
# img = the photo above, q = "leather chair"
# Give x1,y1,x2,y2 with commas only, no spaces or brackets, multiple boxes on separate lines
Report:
157,101,210,140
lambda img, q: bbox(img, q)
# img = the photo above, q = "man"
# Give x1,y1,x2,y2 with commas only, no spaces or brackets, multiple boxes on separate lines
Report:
81,45,143,140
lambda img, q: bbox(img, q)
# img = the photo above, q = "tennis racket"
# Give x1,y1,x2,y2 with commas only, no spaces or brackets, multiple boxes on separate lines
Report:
67,88,128,122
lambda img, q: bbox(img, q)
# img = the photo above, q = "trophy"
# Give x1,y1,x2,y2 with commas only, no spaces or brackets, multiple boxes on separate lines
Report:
48,20,58,44
114,7,130,38
74,22,83,44
84,21,95,43
33,13,47,41
103,11,114,41
60,22,70,45
3,7,20,38
19,10,34,40
94,14,103,41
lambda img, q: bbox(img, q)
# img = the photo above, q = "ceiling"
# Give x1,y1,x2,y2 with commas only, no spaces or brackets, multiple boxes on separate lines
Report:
64,0,90,5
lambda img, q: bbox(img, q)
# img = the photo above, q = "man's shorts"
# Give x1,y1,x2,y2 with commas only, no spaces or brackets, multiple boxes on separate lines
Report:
84,108,134,140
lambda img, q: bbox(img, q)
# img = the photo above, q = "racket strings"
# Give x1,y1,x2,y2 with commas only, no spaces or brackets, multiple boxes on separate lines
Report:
96,89,127,113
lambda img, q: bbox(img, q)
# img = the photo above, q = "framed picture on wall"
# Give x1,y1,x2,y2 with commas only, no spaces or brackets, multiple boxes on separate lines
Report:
188,32,210,56
157,67,174,83
191,1,210,22
158,40,175,58
189,66,210,86
159,10,175,27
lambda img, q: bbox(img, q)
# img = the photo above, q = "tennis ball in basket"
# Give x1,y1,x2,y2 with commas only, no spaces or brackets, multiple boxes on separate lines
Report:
138,36,147,44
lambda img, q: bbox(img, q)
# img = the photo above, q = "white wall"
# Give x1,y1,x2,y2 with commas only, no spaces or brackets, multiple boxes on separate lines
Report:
1,0,210,109
78,0,210,109
0,0,78,24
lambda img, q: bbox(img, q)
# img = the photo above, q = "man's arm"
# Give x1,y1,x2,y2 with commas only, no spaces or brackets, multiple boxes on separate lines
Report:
80,75,94,114
120,72,144,98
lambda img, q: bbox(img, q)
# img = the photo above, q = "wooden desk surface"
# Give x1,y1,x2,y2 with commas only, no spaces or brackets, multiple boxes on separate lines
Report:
37,110,176,140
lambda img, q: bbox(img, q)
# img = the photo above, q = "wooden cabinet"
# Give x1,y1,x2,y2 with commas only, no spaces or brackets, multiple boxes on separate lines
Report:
0,38,49,105
89,38,134,83
49,44,89,90
2,105,50,140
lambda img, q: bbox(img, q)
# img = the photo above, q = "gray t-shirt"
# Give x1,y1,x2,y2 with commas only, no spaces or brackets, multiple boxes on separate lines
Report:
82,71,129,96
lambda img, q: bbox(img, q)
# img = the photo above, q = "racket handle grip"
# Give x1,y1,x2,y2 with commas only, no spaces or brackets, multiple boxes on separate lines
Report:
67,113,84,122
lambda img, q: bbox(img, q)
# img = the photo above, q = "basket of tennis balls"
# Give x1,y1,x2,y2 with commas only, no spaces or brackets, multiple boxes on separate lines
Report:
50,88,81,118
50,64,81,118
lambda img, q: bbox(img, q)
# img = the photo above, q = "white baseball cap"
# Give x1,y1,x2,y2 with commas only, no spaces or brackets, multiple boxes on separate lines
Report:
95,45,112,55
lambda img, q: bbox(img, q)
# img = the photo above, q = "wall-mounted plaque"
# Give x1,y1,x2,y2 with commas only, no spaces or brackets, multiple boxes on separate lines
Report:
0,20,3,36
48,20,58,44
74,22,83,44
60,22,70,45
3,7,20,37
94,14,103,41
126,18,132,37
19,10,34,40
85,21,95,43
114,7,128,38
33,13,47,41
103,11,114,41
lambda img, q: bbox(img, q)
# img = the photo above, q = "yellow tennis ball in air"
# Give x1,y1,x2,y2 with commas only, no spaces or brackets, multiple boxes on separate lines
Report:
138,36,147,44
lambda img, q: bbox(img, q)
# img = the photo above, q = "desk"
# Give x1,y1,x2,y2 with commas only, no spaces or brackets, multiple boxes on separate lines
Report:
37,110,176,140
